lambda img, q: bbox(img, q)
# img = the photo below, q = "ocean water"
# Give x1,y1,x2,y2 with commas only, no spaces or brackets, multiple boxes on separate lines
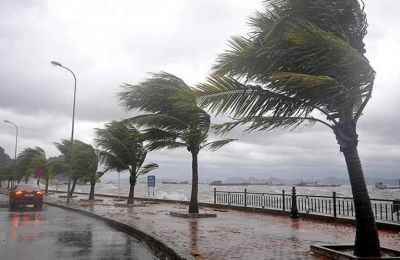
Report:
48,183,400,202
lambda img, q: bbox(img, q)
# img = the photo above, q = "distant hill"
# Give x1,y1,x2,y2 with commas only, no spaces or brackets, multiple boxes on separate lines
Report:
0,146,13,166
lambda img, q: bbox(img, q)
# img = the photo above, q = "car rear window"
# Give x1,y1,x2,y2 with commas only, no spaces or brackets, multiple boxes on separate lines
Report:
15,184,40,191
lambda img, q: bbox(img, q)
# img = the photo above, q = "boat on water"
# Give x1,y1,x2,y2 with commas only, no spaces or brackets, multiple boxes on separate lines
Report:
209,181,249,186
375,182,400,190
295,180,341,187
209,180,284,186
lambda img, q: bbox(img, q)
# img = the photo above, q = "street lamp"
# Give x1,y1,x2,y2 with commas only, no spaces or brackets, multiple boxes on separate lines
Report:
51,60,77,204
3,120,18,189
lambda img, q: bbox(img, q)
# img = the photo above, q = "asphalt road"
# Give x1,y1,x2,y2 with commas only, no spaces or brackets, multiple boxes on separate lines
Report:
0,194,156,260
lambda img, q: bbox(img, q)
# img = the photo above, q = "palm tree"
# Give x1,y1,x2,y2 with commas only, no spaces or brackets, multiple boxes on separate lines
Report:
0,166,12,188
54,140,99,197
193,0,379,256
95,121,158,204
16,147,46,184
119,72,235,213
88,171,104,201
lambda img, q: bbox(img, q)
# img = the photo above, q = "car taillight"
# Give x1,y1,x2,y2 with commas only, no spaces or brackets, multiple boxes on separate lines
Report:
36,191,44,196
15,191,22,196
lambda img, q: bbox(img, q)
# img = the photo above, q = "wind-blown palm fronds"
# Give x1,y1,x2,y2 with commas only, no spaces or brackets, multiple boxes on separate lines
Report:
119,73,235,213
95,121,158,204
54,140,99,196
193,0,379,257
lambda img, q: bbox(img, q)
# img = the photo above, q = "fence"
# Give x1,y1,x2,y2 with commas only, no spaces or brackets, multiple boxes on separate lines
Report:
213,188,400,224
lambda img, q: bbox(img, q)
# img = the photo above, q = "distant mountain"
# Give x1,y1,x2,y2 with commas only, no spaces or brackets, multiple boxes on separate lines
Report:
0,146,13,166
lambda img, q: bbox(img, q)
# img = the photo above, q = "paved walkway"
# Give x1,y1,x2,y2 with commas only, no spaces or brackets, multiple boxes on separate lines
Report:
46,194,400,260
0,194,156,260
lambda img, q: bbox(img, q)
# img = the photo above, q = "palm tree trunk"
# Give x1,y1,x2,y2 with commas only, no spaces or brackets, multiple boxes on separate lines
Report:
189,151,199,214
45,177,49,193
69,179,77,197
343,146,380,257
127,173,136,204
334,121,380,257
89,181,95,200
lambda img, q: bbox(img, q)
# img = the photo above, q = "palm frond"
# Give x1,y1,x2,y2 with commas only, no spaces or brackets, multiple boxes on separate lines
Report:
201,139,236,151
196,75,313,118
137,163,159,176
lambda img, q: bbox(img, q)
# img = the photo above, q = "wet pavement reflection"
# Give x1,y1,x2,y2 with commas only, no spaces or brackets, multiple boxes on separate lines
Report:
49,195,400,260
0,194,156,260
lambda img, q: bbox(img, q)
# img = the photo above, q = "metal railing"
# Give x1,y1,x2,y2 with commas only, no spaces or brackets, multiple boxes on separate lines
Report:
214,188,400,224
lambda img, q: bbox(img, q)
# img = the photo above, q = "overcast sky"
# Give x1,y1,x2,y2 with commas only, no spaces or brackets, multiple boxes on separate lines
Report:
1,0,399,181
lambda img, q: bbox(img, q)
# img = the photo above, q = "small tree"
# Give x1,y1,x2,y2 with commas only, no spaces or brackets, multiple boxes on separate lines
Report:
16,147,46,184
95,121,158,204
0,166,12,188
119,72,235,213
87,171,104,201
54,140,99,197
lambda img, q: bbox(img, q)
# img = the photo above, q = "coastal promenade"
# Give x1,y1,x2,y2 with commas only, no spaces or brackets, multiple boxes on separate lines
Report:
45,193,400,260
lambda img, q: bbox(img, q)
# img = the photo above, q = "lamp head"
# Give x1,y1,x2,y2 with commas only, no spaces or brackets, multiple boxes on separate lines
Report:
51,61,62,67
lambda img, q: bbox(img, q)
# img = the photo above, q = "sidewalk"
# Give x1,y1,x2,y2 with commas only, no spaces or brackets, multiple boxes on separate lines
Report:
46,194,400,260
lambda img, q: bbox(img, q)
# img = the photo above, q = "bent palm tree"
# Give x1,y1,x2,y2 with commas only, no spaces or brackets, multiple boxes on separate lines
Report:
95,121,158,204
194,0,379,257
119,72,235,213
54,140,99,196
16,147,46,184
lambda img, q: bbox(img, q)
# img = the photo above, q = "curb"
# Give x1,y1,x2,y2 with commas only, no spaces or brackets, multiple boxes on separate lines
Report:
44,201,188,260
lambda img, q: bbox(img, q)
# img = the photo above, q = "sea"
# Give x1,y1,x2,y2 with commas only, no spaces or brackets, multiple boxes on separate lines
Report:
47,183,400,202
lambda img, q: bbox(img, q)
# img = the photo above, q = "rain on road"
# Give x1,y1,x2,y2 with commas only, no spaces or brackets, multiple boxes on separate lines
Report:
0,194,156,260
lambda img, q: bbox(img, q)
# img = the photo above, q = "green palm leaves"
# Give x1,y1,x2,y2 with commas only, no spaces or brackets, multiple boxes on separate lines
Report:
95,121,158,204
119,72,235,213
119,72,235,154
54,140,99,181
95,121,155,175
196,0,374,130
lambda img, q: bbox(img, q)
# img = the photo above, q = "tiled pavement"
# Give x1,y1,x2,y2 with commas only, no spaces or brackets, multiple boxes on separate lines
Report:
46,194,400,260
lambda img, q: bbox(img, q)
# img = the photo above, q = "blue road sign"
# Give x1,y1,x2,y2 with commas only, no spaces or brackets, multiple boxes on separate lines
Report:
147,175,155,187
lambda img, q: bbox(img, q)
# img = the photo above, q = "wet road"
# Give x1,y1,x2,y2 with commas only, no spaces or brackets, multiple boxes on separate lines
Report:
0,194,156,260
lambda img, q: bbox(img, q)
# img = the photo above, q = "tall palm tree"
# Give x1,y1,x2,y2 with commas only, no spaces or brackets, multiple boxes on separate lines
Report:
54,140,99,197
95,121,158,204
193,0,379,256
119,72,235,213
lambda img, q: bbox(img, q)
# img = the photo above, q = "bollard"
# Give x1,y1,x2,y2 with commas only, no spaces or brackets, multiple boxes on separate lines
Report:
213,188,216,204
282,190,286,211
244,188,247,208
333,192,337,218
290,186,299,219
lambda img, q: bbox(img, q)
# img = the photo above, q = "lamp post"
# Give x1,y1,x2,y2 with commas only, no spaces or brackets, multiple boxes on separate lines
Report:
3,120,18,188
51,60,77,204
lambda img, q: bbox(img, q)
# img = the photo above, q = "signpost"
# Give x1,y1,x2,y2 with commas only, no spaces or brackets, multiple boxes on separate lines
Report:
147,175,155,198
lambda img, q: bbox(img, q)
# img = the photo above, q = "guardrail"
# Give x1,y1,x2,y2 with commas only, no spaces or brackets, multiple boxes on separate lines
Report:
213,187,400,223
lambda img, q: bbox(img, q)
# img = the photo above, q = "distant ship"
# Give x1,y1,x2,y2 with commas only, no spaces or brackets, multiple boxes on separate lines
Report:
162,181,178,184
375,181,400,190
209,180,284,186
161,181,189,184
295,180,341,187
209,180,248,186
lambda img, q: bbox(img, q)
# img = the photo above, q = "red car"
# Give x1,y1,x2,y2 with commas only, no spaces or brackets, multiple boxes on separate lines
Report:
9,184,44,209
